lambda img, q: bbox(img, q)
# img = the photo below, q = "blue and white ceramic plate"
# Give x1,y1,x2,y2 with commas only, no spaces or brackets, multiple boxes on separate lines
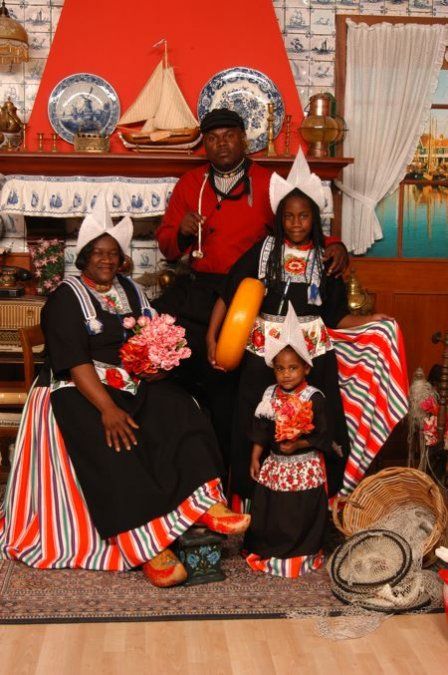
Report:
48,73,120,144
197,67,285,153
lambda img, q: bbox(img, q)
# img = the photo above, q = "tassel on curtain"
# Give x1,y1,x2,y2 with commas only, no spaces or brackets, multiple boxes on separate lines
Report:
336,20,448,255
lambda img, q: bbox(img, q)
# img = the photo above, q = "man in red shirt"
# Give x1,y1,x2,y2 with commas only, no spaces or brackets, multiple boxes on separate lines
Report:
153,108,347,463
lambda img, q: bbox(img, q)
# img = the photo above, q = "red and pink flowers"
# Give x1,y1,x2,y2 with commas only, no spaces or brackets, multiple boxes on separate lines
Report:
120,313,191,376
272,393,314,442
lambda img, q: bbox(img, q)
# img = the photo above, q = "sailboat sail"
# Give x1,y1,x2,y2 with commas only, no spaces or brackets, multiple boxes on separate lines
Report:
153,67,198,131
118,60,164,129
118,47,201,149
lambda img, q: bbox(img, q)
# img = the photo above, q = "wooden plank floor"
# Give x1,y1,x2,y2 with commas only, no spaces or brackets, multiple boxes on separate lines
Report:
0,614,446,674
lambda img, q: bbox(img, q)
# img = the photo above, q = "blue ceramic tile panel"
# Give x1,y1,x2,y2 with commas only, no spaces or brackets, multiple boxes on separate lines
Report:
310,35,335,60
286,7,311,30
285,33,311,59
310,9,336,34
310,60,334,86
25,6,51,32
290,60,311,85
28,32,51,58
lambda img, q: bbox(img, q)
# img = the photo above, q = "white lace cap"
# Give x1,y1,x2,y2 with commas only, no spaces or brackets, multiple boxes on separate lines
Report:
264,302,313,367
75,192,133,256
269,147,327,214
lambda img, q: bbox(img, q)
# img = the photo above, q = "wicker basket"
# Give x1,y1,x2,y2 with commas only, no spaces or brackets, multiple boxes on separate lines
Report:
332,467,448,559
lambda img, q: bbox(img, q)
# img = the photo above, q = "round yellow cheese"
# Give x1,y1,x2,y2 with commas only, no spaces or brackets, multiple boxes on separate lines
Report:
215,278,265,371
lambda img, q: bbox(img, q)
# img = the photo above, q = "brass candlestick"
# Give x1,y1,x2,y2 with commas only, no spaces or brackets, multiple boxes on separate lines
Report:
51,133,58,152
266,103,277,157
37,132,45,152
21,123,27,151
284,114,292,157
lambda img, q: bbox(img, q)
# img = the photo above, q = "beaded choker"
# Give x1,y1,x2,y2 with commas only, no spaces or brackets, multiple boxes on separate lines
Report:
81,274,113,293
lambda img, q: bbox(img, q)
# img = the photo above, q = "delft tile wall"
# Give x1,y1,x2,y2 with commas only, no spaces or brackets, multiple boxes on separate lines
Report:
1,0,447,268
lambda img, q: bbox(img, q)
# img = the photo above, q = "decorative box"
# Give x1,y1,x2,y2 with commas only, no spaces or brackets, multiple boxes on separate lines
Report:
175,525,226,586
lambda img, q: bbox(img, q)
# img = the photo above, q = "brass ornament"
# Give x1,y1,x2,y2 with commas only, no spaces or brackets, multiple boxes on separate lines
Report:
347,270,374,315
73,133,110,153
0,1,29,65
0,97,24,150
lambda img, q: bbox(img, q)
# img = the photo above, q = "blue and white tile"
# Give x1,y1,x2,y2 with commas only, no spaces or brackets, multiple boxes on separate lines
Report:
5,4,25,21
334,0,359,8
0,215,25,238
28,31,51,58
410,0,433,10
63,243,77,268
275,6,286,31
25,5,51,32
50,5,62,31
0,63,25,84
132,245,158,273
433,0,448,13
290,60,312,86
359,0,385,9
24,83,39,120
298,86,311,108
285,33,311,58
310,60,334,86
286,6,311,29
310,35,335,60
384,0,407,12
286,0,311,8
309,0,335,7
0,237,28,253
25,59,45,83
0,83,25,110
310,8,335,34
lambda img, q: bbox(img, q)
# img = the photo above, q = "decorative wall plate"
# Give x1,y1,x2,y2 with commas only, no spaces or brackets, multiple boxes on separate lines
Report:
197,67,285,153
48,73,120,144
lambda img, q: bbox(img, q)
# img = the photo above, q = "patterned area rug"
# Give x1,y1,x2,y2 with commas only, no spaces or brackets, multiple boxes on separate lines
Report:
0,536,353,625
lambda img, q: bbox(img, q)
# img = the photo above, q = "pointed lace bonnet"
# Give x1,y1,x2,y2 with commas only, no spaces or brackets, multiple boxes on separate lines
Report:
75,193,133,256
264,302,313,368
269,146,327,214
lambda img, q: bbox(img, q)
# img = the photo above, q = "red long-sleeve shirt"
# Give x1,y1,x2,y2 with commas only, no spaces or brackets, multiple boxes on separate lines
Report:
156,162,338,275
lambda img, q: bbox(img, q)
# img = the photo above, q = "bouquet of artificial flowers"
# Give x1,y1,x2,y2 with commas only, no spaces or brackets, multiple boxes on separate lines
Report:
29,238,64,295
272,395,314,442
120,314,191,376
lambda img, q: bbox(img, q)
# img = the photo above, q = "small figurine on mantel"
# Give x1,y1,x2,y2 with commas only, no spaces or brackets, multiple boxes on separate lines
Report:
0,97,24,150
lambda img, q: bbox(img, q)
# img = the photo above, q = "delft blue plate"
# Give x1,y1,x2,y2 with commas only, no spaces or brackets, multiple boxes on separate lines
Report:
197,67,285,153
48,73,120,144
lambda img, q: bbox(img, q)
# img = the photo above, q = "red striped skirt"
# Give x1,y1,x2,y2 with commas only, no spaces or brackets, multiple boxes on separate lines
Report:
0,386,224,570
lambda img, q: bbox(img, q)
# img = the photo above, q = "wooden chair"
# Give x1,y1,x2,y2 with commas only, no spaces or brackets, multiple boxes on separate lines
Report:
0,324,44,482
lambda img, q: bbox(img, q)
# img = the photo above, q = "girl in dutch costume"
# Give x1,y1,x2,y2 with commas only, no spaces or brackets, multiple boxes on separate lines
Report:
245,304,330,578
0,196,249,587
207,149,393,505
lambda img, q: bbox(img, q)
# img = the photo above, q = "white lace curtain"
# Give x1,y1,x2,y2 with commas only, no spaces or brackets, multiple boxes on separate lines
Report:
336,20,448,254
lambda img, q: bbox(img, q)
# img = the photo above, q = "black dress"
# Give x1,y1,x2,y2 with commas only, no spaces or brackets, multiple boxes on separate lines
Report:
40,275,224,539
221,239,351,499
244,384,329,575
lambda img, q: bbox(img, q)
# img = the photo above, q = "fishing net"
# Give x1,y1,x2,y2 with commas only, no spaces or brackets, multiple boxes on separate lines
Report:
315,504,444,640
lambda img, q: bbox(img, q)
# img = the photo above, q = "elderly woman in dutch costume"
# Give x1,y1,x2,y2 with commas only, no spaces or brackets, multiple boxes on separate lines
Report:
0,195,249,587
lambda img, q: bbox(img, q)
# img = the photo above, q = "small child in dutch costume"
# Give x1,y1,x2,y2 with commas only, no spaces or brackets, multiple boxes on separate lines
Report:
244,303,330,578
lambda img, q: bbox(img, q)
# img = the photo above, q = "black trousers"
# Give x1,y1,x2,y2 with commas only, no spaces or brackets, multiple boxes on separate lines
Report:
152,273,239,470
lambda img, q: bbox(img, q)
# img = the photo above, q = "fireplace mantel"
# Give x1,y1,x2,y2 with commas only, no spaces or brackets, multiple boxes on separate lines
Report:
0,152,353,180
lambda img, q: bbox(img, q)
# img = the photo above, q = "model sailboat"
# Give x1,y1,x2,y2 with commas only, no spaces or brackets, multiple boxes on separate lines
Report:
118,41,201,149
